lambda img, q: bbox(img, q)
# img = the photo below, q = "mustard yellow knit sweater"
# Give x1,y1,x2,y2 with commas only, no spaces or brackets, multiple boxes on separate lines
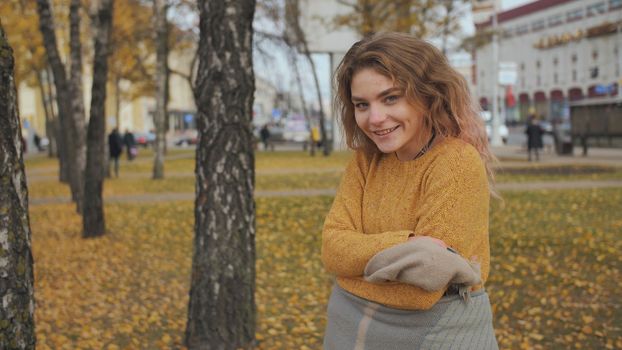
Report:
322,137,490,310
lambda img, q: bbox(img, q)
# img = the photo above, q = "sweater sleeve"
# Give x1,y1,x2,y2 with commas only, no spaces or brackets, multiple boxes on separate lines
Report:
321,152,413,278
412,145,490,282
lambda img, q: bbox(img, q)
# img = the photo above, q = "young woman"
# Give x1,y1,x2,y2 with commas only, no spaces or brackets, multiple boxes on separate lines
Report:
322,32,498,349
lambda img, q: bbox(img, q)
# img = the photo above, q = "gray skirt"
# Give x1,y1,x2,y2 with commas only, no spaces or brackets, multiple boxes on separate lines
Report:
324,284,499,350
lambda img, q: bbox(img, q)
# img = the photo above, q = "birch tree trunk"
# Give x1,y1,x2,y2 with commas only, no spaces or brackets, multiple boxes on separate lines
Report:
185,0,256,348
83,0,114,237
0,21,36,350
69,0,87,212
152,0,168,179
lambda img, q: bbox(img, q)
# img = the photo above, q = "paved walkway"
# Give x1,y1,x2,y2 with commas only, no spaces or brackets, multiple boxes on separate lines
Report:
28,179,622,206
491,144,622,167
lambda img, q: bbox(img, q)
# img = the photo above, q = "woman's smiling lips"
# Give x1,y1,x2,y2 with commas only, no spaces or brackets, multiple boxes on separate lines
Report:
372,125,400,136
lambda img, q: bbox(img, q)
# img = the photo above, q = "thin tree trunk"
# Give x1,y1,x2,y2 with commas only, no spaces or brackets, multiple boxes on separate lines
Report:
114,75,121,129
36,0,77,191
36,68,56,158
152,0,168,179
289,50,315,156
286,0,330,156
0,22,36,350
185,0,256,348
69,0,87,213
83,0,114,238
44,66,60,158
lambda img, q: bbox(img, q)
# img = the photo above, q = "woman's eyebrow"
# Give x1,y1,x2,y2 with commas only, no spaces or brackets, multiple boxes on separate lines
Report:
351,87,401,102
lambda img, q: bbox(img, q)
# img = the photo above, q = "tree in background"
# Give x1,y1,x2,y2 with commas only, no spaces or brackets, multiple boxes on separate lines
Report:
83,0,114,237
109,0,156,130
36,0,86,213
0,0,60,158
185,0,256,348
333,0,468,53
255,0,331,156
0,19,36,350
152,0,169,180
284,0,331,156
68,0,87,213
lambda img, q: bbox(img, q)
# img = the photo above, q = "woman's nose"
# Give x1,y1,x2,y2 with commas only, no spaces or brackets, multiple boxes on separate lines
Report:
368,105,386,125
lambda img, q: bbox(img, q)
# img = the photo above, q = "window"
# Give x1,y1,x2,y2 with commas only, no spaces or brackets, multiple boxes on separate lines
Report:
554,73,558,84
520,62,525,70
548,14,564,27
553,57,558,66
592,50,599,60
536,60,541,69
537,75,541,85
611,0,622,10
586,2,606,16
572,54,578,63
590,67,599,79
567,8,583,21
502,28,514,38
572,70,577,82
531,19,546,31
521,77,525,88
516,24,529,35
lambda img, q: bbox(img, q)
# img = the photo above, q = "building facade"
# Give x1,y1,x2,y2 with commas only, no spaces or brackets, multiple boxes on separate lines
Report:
474,0,622,123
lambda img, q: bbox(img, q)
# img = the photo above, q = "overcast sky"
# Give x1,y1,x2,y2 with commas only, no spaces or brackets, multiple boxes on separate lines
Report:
254,0,537,112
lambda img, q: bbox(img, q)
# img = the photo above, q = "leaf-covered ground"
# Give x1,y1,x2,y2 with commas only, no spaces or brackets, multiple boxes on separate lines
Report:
24,151,622,349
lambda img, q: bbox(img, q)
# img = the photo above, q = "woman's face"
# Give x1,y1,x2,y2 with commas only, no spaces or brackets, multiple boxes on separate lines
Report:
351,68,428,160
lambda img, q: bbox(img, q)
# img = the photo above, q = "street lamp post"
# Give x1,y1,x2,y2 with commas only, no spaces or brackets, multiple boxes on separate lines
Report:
490,1,503,146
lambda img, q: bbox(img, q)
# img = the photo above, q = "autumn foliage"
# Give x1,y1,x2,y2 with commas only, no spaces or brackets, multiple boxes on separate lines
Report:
26,151,622,349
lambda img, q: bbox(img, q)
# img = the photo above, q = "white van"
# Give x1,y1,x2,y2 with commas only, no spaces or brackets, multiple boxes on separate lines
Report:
481,111,508,144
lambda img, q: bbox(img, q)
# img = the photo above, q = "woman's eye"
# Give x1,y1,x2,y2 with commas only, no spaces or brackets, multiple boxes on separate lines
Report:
385,95,399,103
354,102,368,109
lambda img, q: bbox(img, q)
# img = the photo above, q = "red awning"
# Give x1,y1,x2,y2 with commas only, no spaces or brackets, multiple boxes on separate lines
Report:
519,93,530,103
534,91,547,102
505,86,516,108
550,90,564,101
568,87,583,101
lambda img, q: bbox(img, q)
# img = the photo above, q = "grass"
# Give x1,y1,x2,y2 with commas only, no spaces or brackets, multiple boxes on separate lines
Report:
29,188,622,349
25,150,622,349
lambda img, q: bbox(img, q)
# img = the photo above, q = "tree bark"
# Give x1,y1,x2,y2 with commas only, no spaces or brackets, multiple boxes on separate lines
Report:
0,21,36,350
152,0,168,179
35,68,57,158
68,0,87,213
83,0,114,238
44,66,60,159
185,0,256,348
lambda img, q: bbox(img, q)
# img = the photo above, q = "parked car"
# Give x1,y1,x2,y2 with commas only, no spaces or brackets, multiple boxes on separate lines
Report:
539,120,553,134
135,131,156,148
481,111,508,144
174,130,199,147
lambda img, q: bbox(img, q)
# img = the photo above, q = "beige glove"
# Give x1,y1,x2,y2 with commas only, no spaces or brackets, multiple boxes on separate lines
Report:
364,237,481,292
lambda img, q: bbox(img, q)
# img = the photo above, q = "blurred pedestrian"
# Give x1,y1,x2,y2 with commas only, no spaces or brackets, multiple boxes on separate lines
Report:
108,128,123,177
123,129,136,161
323,32,498,349
525,115,543,161
33,132,42,152
260,124,271,151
